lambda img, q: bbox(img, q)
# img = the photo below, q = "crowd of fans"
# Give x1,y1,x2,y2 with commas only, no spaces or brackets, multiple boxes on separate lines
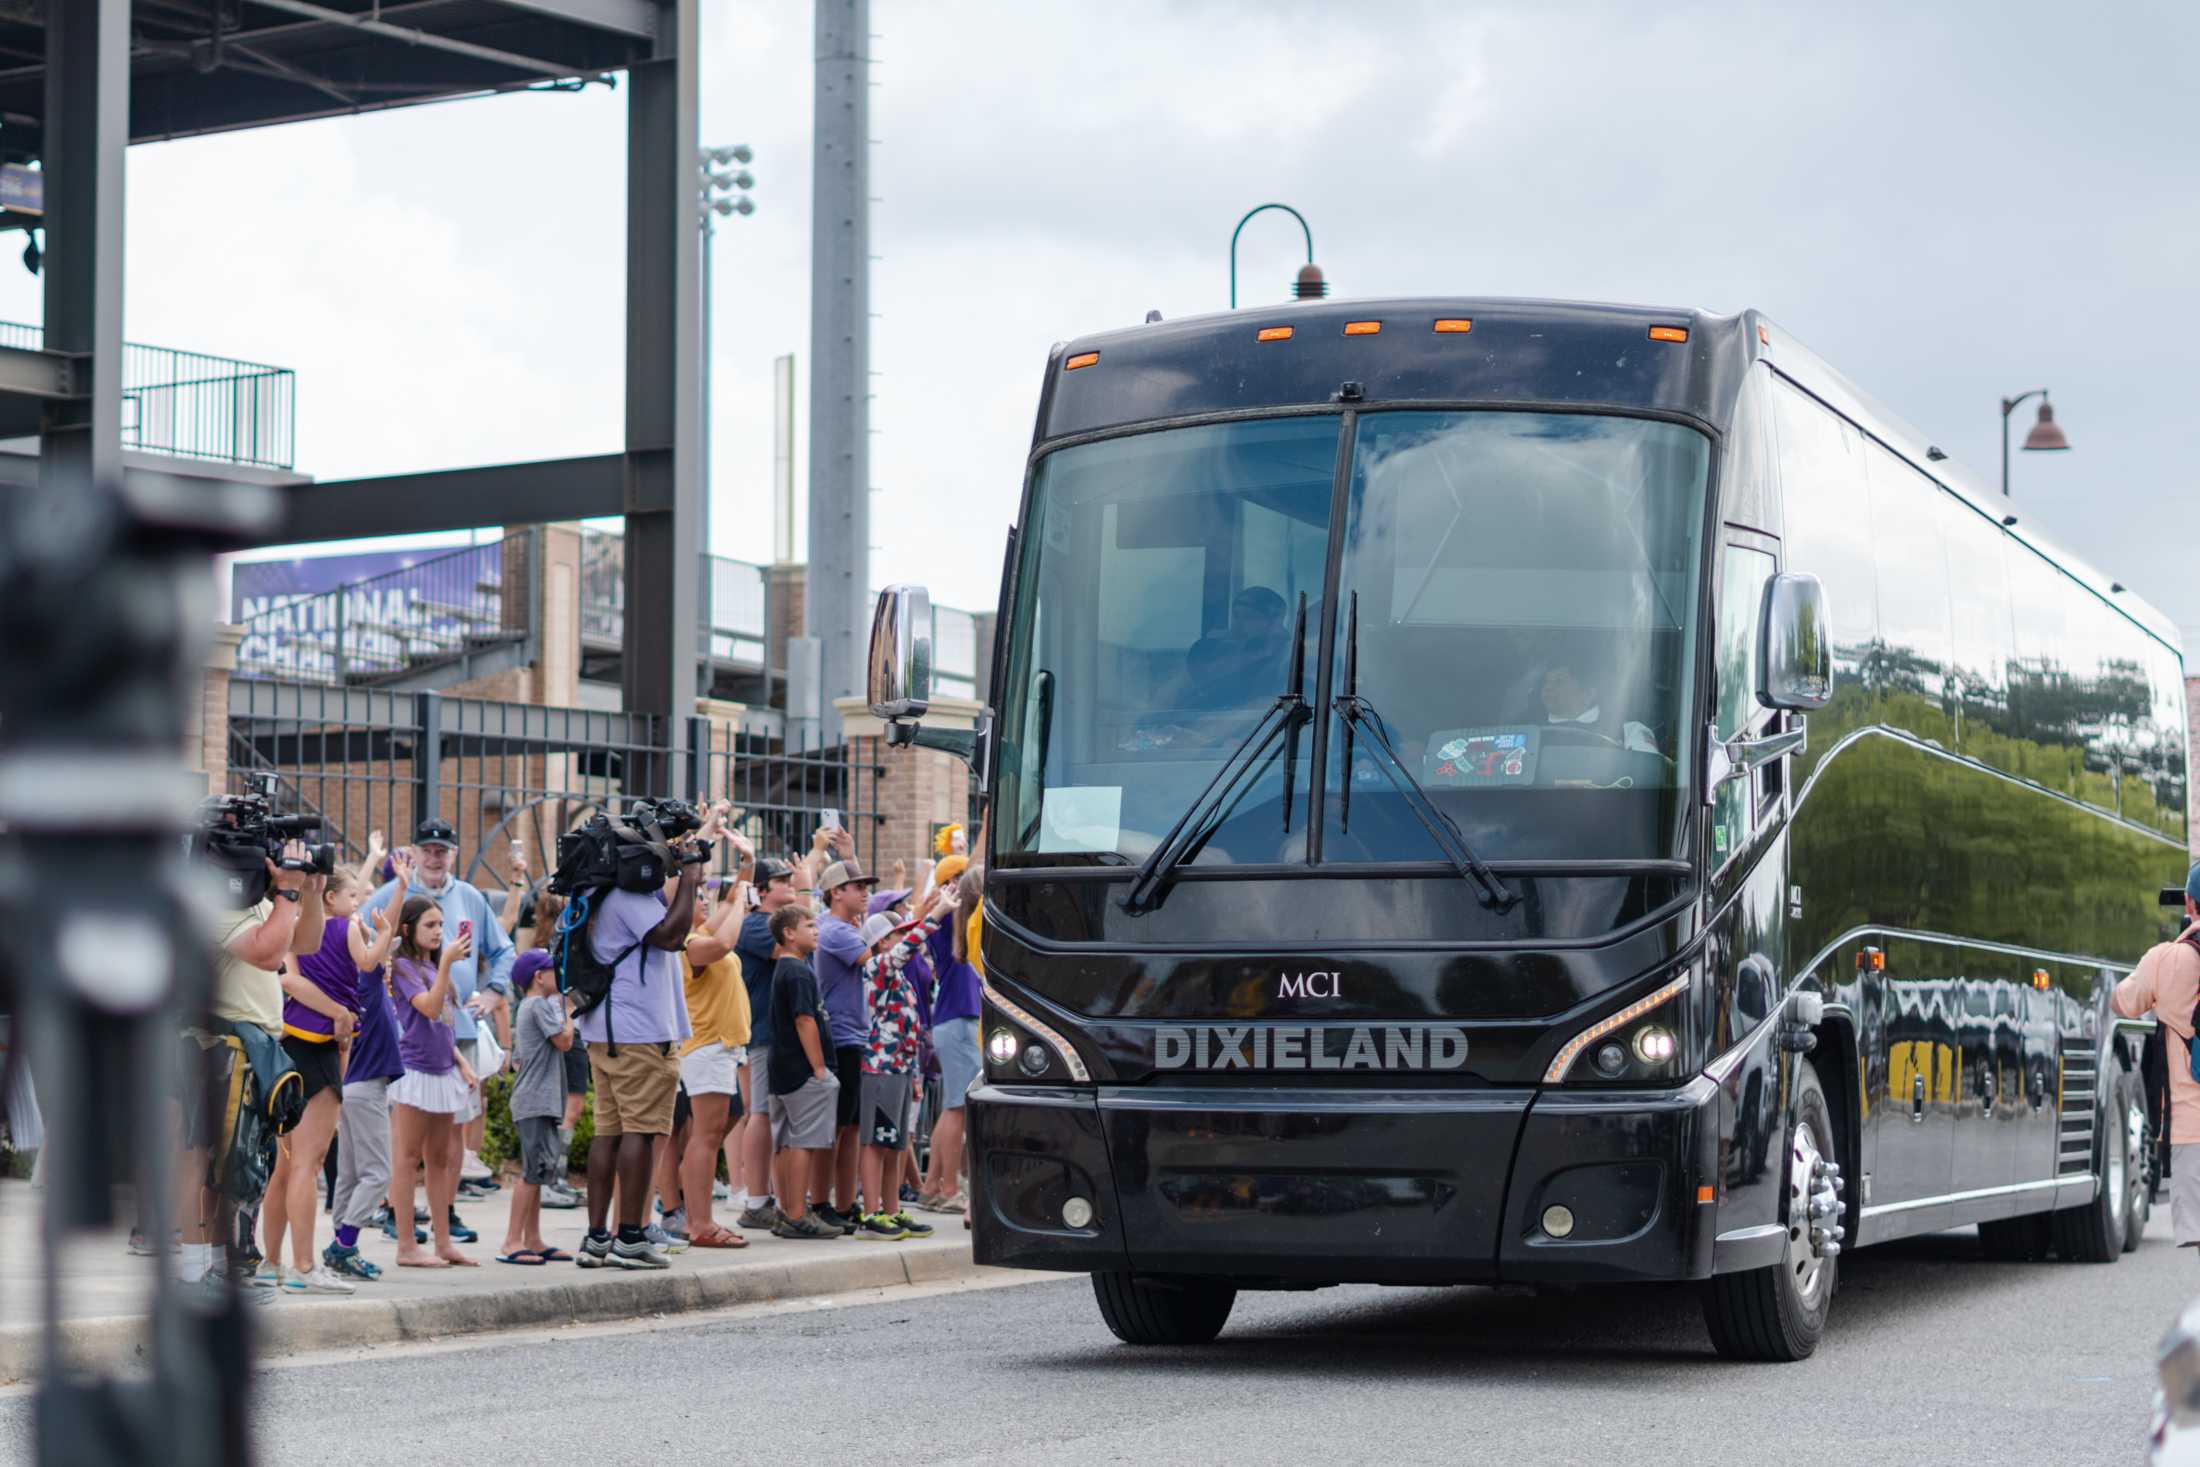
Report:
124,810,982,1296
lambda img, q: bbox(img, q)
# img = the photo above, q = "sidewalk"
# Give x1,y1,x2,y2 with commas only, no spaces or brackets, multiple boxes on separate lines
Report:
0,1177,987,1382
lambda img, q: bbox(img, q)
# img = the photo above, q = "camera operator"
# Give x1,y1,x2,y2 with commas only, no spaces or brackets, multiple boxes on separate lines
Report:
175,841,326,1294
574,808,708,1271
2112,859,2200,1254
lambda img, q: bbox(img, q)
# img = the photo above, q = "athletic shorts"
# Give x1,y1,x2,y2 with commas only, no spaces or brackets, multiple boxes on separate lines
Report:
563,1041,590,1096
833,1048,864,1128
679,1041,744,1097
769,1071,840,1152
589,1042,679,1138
859,1070,912,1150
516,1115,566,1187
935,1017,981,1112
281,1034,344,1106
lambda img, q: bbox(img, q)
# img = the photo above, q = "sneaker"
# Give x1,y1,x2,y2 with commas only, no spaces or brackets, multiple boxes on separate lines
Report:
379,1213,429,1245
576,1230,612,1269
128,1227,179,1257
611,1235,670,1270
460,1150,492,1182
661,1207,688,1238
711,1180,731,1201
913,1191,966,1215
644,1222,689,1255
446,1209,479,1244
855,1212,909,1241
322,1243,382,1281
812,1203,858,1236
737,1200,787,1231
889,1210,936,1238
456,1180,494,1202
899,1183,922,1204
249,1262,283,1289
770,1212,843,1240
283,1266,358,1296
180,1269,272,1308
541,1182,582,1210
414,1206,430,1223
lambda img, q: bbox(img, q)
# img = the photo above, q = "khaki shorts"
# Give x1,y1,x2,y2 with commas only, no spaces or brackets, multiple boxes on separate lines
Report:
589,1042,680,1137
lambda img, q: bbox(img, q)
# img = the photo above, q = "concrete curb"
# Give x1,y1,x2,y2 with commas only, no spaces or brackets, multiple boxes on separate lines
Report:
0,1239,994,1383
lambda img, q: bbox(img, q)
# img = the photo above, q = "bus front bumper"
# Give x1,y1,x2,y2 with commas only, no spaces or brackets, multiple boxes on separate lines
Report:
966,1076,1723,1286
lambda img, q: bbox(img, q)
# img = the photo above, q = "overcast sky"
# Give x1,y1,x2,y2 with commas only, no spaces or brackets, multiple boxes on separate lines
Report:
12,0,2194,643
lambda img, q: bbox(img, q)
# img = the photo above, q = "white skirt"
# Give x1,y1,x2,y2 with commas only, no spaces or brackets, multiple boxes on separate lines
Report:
390,1066,476,1119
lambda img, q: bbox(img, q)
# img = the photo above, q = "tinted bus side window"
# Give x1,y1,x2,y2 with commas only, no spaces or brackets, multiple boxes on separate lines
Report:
1769,377,1878,786
1861,440,1953,739
1936,492,2019,770
2134,639,2191,841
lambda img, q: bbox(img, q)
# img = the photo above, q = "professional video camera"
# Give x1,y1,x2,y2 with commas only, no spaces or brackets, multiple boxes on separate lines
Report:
191,773,339,907
549,798,712,897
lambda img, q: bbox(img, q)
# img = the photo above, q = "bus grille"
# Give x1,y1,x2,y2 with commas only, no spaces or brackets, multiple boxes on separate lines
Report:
2059,1045,2097,1176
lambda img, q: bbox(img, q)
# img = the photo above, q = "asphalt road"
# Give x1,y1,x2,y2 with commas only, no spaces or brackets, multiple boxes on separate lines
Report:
3,1213,2190,1466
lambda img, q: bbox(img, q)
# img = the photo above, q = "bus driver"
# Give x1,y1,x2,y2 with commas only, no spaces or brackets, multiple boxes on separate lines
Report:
1539,662,1661,755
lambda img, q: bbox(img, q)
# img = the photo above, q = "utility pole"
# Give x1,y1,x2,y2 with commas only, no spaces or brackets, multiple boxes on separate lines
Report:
806,0,870,743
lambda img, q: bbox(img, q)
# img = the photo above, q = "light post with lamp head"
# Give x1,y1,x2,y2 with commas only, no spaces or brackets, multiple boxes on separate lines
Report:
2000,388,2069,497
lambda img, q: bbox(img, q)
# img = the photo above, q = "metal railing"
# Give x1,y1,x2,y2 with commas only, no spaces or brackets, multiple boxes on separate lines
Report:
226,680,882,903
234,533,525,685
0,319,296,469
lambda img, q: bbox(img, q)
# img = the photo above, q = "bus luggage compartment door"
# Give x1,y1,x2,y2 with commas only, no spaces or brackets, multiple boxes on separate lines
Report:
1097,1085,1532,1284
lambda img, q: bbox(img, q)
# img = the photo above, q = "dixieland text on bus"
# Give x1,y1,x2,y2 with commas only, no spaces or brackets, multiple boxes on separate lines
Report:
1152,1024,1470,1071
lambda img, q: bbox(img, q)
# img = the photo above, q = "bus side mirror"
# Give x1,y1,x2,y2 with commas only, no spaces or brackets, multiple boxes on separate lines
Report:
1757,573,1832,712
869,584,933,723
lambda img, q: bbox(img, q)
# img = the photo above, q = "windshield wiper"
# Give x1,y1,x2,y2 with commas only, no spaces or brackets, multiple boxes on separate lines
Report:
1121,595,1310,916
1333,592,1519,912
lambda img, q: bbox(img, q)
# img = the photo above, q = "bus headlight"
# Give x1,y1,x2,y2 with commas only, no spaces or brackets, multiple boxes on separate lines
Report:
980,979,1091,1085
1544,973,1691,1084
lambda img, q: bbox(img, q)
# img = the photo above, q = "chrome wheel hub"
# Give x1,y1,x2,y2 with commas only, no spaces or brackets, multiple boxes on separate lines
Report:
1788,1124,1844,1306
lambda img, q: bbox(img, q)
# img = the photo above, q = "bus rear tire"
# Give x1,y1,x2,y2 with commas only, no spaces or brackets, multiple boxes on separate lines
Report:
1702,1057,1837,1363
1092,1271,1237,1346
2052,1067,2135,1264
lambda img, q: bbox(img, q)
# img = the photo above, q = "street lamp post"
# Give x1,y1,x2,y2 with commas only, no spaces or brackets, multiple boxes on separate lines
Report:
1230,202,1322,309
1999,388,2070,497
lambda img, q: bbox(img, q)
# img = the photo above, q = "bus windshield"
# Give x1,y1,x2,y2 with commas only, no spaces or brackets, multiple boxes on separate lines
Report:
992,410,1711,869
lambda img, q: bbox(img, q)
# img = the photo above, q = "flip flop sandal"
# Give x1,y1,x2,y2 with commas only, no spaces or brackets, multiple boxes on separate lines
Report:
536,1247,573,1262
688,1226,748,1249
494,1251,547,1266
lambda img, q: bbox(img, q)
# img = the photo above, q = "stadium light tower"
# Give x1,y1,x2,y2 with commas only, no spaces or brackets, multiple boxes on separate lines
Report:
698,144,756,581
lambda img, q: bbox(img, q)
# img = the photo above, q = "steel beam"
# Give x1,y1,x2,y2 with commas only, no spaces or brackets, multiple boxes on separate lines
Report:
39,0,127,495
806,0,870,743
619,4,701,791
0,344,72,399
490,0,664,39
235,0,608,81
271,453,627,544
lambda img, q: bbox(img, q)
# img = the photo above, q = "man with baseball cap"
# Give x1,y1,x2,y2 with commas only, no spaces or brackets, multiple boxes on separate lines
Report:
363,818,516,1240
2114,862,2200,1252
812,853,879,1228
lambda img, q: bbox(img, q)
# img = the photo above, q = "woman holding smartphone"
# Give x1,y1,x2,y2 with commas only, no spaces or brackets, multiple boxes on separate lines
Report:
386,896,481,1267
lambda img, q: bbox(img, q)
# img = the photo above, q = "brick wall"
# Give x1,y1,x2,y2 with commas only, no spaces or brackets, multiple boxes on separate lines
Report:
192,625,243,795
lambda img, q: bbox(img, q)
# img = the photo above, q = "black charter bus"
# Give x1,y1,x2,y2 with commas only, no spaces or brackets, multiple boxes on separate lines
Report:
865,298,2190,1361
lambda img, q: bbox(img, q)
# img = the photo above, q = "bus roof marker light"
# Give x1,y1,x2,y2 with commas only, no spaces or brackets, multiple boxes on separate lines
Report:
1648,325,1689,343
1063,352,1099,371
1343,320,1381,336
1758,324,1770,346
1257,326,1294,342
1433,318,1473,334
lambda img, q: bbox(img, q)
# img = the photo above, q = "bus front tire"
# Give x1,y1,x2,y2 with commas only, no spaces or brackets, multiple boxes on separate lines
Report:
2051,1066,2137,1265
1702,1056,1837,1363
1092,1271,1237,1346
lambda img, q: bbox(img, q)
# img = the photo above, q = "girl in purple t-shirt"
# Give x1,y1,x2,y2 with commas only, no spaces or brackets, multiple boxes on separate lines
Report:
387,897,481,1268
262,868,397,1294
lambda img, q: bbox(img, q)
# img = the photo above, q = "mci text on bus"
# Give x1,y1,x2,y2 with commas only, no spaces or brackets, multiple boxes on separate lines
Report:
867,298,2189,1361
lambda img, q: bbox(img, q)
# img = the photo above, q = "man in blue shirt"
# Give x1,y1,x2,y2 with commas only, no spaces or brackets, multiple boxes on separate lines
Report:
362,819,517,1225
812,856,878,1228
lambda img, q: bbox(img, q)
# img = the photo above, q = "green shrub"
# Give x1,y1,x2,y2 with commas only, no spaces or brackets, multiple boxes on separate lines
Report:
478,1069,593,1177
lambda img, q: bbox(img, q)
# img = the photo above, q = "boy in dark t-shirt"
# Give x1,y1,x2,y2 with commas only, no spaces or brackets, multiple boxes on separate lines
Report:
764,906,840,1240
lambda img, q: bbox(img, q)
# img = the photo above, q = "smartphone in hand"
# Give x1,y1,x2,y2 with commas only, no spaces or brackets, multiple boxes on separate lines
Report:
820,808,842,832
